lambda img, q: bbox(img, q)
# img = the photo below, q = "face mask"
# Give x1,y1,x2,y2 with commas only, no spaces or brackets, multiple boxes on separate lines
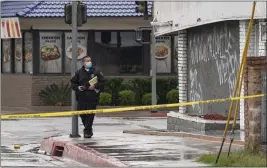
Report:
85,62,92,69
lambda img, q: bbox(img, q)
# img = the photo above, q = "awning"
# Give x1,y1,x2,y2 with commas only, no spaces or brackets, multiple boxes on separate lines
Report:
1,17,22,39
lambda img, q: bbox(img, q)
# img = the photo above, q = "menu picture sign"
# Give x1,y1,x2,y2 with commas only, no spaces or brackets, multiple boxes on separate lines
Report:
24,32,33,73
15,38,23,72
39,32,62,73
65,32,88,73
153,36,172,73
2,39,11,72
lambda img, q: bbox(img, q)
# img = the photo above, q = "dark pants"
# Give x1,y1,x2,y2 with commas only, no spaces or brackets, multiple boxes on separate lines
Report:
77,102,97,134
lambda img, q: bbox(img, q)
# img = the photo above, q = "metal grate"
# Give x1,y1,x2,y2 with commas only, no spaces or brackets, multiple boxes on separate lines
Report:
261,70,267,143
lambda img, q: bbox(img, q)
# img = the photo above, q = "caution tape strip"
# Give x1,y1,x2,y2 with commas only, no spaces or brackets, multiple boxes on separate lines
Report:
1,94,265,119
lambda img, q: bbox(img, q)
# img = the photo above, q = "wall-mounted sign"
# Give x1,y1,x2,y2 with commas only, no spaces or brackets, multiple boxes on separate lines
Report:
39,32,62,73
2,39,11,72
65,32,88,60
65,32,88,73
153,36,171,73
24,32,33,73
1,17,22,39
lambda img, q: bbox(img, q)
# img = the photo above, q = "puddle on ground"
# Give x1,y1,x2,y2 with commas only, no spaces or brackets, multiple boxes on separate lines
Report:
88,145,128,149
80,123,127,126
85,144,203,162
79,142,97,146
118,155,181,161
27,146,40,153
93,148,153,154
121,118,146,121
1,146,16,153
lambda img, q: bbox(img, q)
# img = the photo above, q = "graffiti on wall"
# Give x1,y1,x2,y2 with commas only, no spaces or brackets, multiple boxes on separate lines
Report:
187,21,240,114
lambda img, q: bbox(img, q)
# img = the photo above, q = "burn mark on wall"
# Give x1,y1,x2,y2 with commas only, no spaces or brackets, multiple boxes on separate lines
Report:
187,21,240,115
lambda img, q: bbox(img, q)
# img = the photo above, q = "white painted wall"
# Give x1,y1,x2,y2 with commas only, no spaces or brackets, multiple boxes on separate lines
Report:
177,30,187,113
154,1,266,36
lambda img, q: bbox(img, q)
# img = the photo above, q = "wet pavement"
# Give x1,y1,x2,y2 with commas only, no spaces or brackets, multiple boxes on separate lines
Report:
1,116,244,167
48,117,244,167
1,117,88,167
1,144,88,167
117,117,244,140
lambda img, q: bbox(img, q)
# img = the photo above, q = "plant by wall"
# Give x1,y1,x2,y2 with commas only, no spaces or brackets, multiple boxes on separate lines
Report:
39,82,71,106
104,78,124,106
166,89,179,103
99,92,112,105
119,90,136,106
141,93,159,105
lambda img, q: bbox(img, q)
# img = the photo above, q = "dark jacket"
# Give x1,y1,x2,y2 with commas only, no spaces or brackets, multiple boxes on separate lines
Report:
70,66,105,104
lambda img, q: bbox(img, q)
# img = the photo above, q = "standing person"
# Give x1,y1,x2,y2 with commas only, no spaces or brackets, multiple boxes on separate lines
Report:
70,56,105,138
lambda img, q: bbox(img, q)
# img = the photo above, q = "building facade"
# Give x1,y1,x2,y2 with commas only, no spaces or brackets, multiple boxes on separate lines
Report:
154,1,267,132
1,1,179,111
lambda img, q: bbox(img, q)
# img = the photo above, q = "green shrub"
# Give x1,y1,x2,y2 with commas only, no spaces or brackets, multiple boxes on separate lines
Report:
166,89,179,103
119,90,136,106
156,78,178,104
39,82,71,106
99,92,112,105
120,82,132,91
141,93,159,105
142,93,152,105
103,77,178,106
104,78,124,105
129,78,151,104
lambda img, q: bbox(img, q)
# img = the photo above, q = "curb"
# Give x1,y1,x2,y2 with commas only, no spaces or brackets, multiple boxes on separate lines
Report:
40,137,127,167
123,130,245,146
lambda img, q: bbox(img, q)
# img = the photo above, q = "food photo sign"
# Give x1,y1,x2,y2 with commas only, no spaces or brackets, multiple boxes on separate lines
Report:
65,32,88,73
24,32,33,73
2,39,11,72
15,38,23,73
154,36,171,73
39,32,62,73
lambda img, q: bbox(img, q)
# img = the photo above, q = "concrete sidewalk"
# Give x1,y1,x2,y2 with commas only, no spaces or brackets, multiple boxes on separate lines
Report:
40,117,244,167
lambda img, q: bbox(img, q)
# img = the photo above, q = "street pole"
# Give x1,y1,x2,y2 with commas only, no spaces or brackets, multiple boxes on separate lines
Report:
266,1,267,52
151,14,157,112
70,1,79,138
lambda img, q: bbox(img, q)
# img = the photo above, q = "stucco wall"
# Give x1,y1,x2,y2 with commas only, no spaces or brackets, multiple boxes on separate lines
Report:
154,1,266,36
187,21,240,115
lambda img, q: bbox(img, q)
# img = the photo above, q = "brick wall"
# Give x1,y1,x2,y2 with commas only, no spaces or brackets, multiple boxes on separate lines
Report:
244,56,267,145
31,75,71,106
177,30,188,113
1,74,32,108
1,74,72,108
239,19,266,131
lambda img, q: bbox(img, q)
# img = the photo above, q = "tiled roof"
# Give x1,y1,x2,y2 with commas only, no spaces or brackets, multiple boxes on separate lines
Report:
1,0,152,17
1,1,37,17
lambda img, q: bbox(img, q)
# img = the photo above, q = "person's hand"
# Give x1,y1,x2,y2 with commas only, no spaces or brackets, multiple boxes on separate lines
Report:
88,85,95,90
78,86,85,91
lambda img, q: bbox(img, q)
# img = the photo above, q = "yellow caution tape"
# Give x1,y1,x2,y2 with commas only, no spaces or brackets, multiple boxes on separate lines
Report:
1,94,265,119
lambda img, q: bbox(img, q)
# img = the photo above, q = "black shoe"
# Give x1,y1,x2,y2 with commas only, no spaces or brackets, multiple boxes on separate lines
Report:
84,132,93,138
